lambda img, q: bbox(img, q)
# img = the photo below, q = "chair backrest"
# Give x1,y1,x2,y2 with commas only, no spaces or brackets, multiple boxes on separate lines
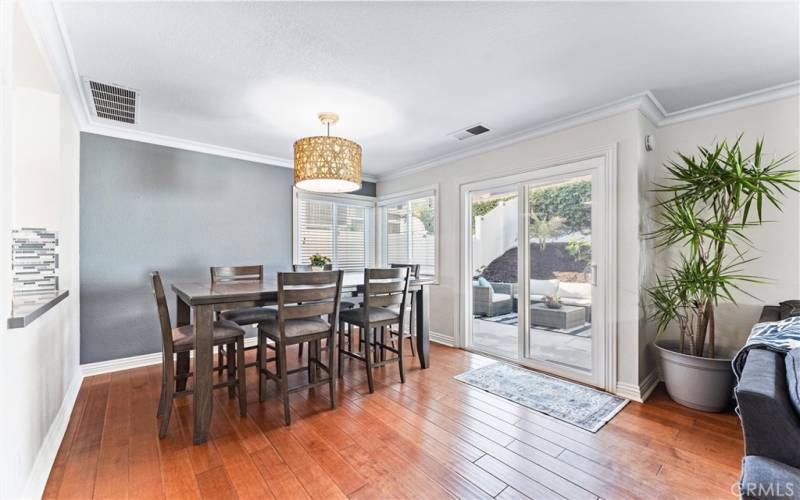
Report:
150,271,174,356
210,265,263,283
390,263,420,279
363,267,410,325
276,271,343,338
292,264,333,271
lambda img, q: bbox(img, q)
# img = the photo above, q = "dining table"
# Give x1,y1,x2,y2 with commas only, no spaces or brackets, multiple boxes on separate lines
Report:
171,271,434,444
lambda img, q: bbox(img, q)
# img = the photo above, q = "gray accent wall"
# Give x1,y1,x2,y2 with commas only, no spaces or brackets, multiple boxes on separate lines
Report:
80,133,373,363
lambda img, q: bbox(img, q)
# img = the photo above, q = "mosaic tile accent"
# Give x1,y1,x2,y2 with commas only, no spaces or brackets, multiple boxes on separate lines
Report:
12,227,59,294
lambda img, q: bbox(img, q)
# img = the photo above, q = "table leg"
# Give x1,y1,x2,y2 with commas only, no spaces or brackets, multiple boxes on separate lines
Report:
193,304,214,444
175,296,191,392
415,287,430,369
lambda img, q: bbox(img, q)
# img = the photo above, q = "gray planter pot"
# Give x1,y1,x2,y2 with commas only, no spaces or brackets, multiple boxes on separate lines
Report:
655,339,736,412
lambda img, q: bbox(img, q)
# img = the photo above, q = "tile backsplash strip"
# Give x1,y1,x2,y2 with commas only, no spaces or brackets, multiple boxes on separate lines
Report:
12,228,59,294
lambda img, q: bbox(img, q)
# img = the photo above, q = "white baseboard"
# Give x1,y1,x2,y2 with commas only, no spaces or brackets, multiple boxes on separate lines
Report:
22,371,83,499
81,337,260,377
615,368,660,403
430,330,455,347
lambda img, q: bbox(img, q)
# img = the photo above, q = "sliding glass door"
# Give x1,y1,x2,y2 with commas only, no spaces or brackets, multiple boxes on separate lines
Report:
469,186,520,358
463,156,609,388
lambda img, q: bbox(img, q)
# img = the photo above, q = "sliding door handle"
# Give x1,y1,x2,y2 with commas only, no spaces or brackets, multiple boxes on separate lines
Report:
591,264,597,286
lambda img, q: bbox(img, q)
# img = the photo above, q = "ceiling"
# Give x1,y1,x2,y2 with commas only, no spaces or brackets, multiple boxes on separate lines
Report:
56,1,799,178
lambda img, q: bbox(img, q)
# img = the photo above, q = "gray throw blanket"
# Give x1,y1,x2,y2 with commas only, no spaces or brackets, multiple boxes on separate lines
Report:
733,315,800,379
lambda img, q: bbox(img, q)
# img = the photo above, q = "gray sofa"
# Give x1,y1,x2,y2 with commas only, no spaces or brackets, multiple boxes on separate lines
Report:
473,282,513,317
736,305,800,499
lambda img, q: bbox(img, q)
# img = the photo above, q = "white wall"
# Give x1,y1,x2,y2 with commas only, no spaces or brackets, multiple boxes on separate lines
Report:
0,4,82,498
378,110,648,392
645,96,800,359
378,95,800,397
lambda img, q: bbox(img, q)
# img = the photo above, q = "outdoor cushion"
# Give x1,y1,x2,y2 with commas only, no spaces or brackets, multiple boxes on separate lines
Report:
477,277,492,288
559,281,591,300
786,348,800,417
491,293,511,303
531,279,559,297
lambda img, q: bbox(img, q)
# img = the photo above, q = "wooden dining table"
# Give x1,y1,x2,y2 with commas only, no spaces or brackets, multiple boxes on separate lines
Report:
171,271,434,444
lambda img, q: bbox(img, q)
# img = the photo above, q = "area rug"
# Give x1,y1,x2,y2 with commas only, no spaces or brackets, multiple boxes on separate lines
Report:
478,313,592,337
454,362,628,432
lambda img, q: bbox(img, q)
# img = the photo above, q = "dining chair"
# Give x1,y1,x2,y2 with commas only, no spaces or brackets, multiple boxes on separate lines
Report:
211,265,277,374
151,271,247,438
292,263,355,359
338,267,410,393
390,263,420,357
257,270,343,425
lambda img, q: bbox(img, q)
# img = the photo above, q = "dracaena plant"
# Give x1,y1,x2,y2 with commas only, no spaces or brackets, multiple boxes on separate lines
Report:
647,136,797,358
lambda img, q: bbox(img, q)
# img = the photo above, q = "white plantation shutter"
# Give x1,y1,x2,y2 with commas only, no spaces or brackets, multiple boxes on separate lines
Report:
380,191,437,277
298,199,334,266
335,204,366,270
295,193,372,270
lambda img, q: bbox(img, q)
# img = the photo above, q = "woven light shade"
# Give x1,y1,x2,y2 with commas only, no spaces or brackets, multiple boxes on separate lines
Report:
294,113,362,193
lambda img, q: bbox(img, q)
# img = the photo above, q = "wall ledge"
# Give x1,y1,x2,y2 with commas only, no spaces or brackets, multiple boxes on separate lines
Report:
7,289,68,329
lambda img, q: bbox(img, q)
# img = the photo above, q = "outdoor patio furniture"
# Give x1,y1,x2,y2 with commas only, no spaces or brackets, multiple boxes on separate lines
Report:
473,281,513,317
528,279,592,322
530,303,586,330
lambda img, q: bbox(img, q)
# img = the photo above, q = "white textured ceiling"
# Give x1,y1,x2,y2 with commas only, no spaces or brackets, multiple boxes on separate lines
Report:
58,1,799,177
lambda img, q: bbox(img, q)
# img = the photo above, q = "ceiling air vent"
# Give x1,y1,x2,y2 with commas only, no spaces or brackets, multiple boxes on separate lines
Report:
448,123,491,141
85,79,138,124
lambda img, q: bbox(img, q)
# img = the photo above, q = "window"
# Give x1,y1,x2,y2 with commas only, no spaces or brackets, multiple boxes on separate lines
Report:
294,190,374,270
379,189,437,278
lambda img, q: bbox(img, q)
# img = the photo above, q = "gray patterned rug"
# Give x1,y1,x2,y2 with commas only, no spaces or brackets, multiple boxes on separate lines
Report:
454,362,628,432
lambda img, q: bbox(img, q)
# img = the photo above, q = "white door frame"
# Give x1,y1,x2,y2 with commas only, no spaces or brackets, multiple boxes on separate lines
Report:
459,144,618,392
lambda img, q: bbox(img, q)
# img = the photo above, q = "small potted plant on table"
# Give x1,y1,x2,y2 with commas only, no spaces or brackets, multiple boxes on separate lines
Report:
309,253,331,271
647,137,796,412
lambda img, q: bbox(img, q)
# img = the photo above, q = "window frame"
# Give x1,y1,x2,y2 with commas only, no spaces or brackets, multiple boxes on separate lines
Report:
377,184,440,282
292,187,376,270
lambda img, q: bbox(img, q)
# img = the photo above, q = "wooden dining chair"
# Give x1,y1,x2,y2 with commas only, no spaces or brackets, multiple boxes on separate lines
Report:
211,265,277,374
292,263,355,359
338,267,410,393
390,263,420,357
257,270,343,425
151,271,247,438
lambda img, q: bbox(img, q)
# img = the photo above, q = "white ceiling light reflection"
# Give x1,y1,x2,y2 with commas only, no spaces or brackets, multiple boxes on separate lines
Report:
251,81,400,140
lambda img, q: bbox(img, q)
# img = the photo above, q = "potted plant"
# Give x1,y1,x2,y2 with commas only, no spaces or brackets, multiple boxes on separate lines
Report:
309,253,331,271
647,137,797,412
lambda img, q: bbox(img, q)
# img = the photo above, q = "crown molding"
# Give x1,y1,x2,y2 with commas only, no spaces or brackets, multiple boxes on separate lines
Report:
378,82,799,181
24,1,798,185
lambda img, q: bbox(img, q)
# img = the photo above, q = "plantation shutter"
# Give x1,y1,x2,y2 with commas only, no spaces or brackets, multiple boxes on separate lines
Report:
298,199,334,266
381,192,436,277
296,195,370,270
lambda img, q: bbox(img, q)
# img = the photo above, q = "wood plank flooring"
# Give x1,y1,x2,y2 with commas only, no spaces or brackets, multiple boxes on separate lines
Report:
44,343,744,499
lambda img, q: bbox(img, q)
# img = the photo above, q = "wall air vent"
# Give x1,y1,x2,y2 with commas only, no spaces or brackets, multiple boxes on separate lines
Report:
84,79,139,124
448,123,491,141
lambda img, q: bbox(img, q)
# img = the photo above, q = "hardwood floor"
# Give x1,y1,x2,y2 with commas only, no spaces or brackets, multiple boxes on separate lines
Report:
44,343,744,499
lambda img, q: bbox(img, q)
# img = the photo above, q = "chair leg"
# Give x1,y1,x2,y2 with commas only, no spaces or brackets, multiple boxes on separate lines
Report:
328,331,337,409
308,341,316,384
226,342,236,399
217,346,225,376
159,353,174,439
157,359,167,417
338,321,345,378
236,338,247,416
397,327,406,384
409,302,417,357
278,343,291,425
258,333,267,402
298,342,304,359
364,327,375,393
